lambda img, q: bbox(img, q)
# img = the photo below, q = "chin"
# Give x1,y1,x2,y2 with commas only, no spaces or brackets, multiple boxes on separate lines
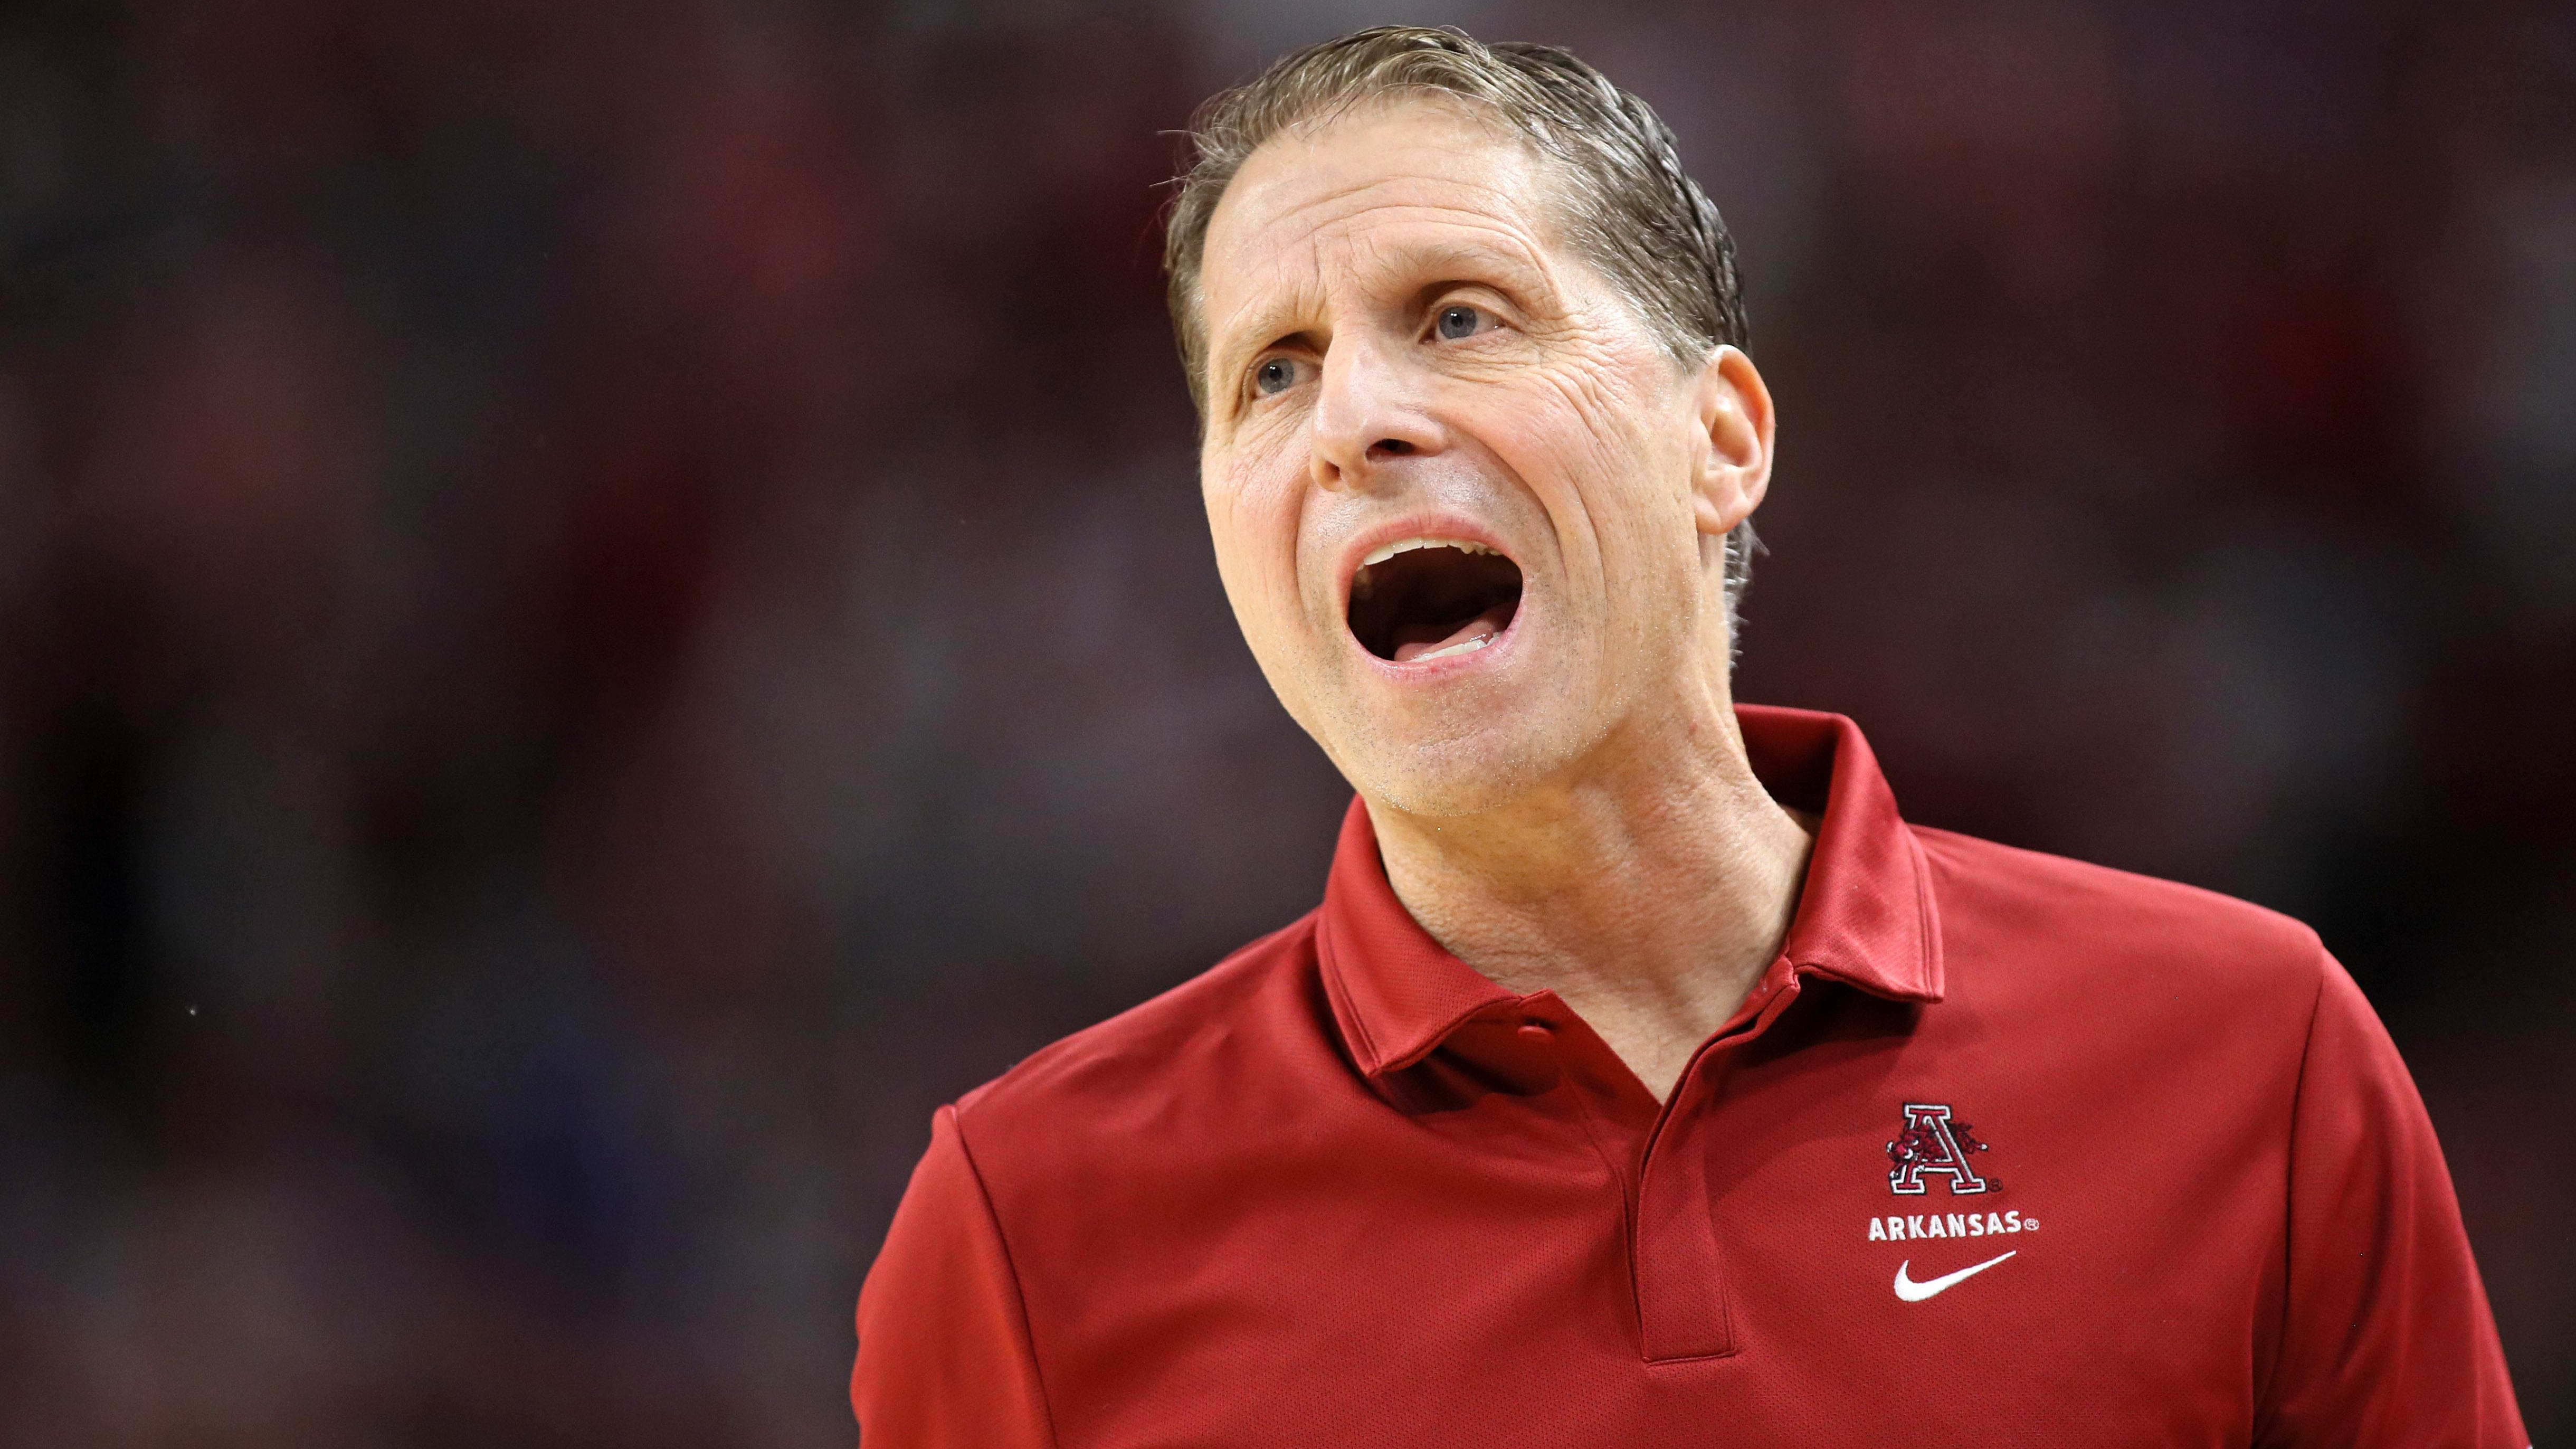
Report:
1320,689,1596,820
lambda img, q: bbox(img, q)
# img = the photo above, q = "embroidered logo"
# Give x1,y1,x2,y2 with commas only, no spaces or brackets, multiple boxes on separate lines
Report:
1886,1103,1994,1196
1893,1250,2016,1301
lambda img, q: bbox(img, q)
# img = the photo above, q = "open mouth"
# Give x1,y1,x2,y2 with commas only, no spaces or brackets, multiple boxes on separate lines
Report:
1347,537,1524,664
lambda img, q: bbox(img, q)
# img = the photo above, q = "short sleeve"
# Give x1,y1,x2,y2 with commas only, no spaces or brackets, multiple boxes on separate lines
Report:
853,1105,1056,1448
2256,949,2526,1446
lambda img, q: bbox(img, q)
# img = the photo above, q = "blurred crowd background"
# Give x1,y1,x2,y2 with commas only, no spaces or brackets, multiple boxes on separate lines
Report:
1,0,2569,1442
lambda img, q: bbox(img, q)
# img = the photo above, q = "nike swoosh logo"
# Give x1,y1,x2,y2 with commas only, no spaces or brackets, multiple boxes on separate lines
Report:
1893,1250,2017,1302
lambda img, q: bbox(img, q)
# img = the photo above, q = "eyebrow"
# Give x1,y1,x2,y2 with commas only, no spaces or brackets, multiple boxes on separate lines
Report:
1208,284,1325,403
1390,236,1557,302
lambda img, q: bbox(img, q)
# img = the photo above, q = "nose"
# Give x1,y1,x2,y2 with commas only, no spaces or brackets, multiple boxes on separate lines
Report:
1308,336,1442,493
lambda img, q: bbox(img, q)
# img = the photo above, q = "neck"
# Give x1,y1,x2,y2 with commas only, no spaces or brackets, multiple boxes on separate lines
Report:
1366,701,1814,1104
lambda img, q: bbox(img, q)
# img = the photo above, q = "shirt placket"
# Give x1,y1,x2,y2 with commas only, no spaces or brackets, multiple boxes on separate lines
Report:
1616,968,1810,1363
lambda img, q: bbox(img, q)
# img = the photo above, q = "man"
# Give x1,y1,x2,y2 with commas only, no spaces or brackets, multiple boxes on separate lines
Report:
853,26,2524,1446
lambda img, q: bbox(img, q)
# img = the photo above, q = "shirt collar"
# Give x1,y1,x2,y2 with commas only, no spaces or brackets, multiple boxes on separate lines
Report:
1315,705,1945,1079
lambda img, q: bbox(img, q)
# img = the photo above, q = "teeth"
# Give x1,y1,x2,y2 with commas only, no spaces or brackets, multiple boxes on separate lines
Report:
1413,632,1494,662
1362,536,1496,568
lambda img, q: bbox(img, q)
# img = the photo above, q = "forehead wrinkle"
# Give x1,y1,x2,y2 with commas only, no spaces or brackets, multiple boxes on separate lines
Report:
1326,218,1560,302
1206,196,1564,380
1206,130,1543,289
1229,164,1537,270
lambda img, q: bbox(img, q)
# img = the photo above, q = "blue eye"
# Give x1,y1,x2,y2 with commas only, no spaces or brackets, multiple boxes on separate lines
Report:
1436,304,1484,340
1254,357,1298,395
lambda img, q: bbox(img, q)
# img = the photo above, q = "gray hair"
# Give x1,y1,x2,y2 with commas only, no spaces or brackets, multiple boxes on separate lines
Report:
1162,24,1763,636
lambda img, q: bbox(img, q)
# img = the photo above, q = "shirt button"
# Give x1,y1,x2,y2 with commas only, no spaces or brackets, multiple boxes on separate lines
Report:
1518,1022,1553,1044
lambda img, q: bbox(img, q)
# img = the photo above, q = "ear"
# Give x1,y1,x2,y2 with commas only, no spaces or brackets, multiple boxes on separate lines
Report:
1690,345,1775,539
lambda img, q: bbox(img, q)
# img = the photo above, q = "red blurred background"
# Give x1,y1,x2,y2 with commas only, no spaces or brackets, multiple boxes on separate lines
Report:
1,1,2568,1442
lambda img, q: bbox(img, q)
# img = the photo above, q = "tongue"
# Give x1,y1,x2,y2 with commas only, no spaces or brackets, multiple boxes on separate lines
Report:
1391,601,1515,663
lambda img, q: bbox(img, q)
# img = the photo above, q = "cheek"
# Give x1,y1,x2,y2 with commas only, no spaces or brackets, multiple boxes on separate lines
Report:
1544,359,1679,494
1202,450,1310,631
1471,376,1671,558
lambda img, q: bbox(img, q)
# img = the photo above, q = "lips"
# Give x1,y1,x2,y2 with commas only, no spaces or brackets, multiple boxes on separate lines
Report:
1346,536,1524,663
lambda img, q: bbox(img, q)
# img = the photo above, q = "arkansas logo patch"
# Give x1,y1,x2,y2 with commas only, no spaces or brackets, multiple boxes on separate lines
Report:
1887,1103,1995,1196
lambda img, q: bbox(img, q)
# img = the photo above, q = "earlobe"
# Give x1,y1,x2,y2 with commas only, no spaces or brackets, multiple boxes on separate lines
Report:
1692,345,1776,537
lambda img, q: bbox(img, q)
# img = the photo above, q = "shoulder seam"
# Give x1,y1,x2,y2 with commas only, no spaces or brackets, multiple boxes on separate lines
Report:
1909,825,2319,942
2250,941,2332,1439
945,1103,1063,1449
967,914,1323,1110
1904,826,1947,1000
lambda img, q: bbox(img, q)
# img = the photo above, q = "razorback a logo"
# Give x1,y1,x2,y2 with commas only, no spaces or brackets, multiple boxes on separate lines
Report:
1887,1103,1994,1196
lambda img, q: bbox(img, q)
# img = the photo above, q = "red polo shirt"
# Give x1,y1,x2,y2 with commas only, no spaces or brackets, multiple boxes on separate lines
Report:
853,706,2524,1445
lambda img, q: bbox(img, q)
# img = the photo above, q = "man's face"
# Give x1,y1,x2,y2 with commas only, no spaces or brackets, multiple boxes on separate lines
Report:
1195,100,1763,817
